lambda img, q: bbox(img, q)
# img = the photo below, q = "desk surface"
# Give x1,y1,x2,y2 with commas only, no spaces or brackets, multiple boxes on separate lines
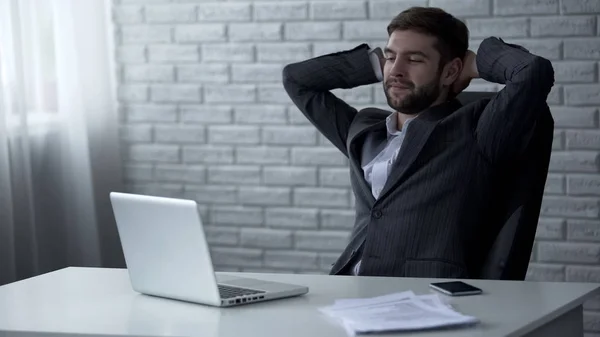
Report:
0,267,598,337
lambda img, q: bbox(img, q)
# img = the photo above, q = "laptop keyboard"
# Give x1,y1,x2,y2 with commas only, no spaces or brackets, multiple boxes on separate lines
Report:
218,284,265,299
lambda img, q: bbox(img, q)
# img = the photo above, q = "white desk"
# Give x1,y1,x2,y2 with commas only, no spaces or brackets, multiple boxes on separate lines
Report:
0,267,598,337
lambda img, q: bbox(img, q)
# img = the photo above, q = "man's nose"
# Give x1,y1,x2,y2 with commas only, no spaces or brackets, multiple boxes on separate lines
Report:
389,59,407,77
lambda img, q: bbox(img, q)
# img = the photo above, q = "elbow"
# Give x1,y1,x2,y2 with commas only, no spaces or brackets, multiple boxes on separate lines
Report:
281,63,298,92
531,56,555,92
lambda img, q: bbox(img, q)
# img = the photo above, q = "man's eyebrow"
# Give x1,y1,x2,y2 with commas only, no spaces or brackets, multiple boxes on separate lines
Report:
384,48,430,59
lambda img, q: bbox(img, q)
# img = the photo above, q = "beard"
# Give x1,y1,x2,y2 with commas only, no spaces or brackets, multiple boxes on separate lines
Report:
383,76,442,115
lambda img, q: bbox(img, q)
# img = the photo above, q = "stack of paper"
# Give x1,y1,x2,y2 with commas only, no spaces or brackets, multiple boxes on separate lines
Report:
319,291,479,335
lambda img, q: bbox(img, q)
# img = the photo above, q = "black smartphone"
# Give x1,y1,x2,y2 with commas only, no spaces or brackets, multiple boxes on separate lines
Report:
429,281,482,296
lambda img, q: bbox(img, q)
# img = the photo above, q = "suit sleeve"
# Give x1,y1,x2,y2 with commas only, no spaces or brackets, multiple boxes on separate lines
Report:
474,37,555,163
282,44,381,157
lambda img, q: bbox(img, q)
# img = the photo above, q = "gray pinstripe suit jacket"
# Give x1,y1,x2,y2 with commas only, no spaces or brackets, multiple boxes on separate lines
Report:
282,37,555,278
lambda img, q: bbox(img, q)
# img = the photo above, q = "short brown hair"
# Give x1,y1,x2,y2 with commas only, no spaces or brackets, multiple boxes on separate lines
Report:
387,7,469,66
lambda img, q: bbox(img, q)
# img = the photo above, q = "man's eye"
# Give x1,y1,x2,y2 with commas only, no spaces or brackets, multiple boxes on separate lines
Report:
409,59,424,63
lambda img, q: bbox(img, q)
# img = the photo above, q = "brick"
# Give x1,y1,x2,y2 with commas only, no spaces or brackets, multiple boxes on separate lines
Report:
119,125,152,142
234,105,287,124
148,45,199,62
177,64,229,83
236,146,289,164
531,16,596,37
123,164,153,181
262,167,317,186
311,1,367,20
553,131,564,150
466,18,528,38
429,0,491,17
154,165,205,183
117,46,145,63
332,86,373,104
145,4,196,23
129,144,180,163
291,147,348,166
210,247,262,267
241,228,292,248
231,64,283,83
205,85,256,103
550,107,598,128
181,105,232,124
114,5,143,24
525,264,565,281
494,0,558,15
175,24,226,42
369,0,427,19
295,231,349,251
198,3,250,21
320,209,355,230
264,251,318,270
266,208,319,229
504,39,562,61
202,43,254,63
208,125,259,144
125,104,177,122
545,174,565,194
319,253,340,270
568,219,600,242
285,22,341,41
238,186,291,205
121,0,169,2
288,106,311,125
186,185,237,204
535,218,565,240
541,196,600,218
547,86,562,105
204,227,239,246
229,23,282,42
566,85,600,106
257,43,311,62
584,312,600,333
569,175,600,196
208,166,260,185
567,130,600,150
313,42,363,57
118,85,148,102
124,65,174,83
294,188,349,207
121,26,171,44
561,0,600,14
154,125,205,143
258,84,292,104
210,205,263,225
128,183,184,199
151,85,201,103
549,152,599,173
254,2,308,21
319,168,351,187
538,242,600,264
343,20,388,41
567,266,600,282
554,62,596,83
262,126,316,145
183,145,234,164
564,38,600,60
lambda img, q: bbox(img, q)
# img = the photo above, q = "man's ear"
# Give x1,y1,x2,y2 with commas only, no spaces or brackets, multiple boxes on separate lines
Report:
441,58,463,87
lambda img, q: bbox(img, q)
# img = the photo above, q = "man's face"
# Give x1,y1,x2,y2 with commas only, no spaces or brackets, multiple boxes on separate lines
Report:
382,30,444,115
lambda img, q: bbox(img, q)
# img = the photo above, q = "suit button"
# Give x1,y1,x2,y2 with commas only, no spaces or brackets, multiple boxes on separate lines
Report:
373,210,382,219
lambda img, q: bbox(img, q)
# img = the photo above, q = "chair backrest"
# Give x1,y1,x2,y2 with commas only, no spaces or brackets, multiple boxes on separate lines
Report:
456,91,554,280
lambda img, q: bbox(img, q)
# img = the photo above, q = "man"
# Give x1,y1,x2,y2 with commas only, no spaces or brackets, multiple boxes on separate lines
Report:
282,7,555,278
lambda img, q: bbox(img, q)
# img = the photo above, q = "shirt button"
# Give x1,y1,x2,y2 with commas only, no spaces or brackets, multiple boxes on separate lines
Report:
373,210,382,219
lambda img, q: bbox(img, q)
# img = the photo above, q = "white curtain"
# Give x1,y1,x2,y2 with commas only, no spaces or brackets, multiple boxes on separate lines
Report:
0,0,125,285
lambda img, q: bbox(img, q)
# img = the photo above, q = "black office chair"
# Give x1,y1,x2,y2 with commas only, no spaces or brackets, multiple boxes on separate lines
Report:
456,91,554,280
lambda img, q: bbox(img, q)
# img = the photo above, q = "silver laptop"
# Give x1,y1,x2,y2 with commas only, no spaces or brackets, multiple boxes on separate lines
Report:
109,192,309,307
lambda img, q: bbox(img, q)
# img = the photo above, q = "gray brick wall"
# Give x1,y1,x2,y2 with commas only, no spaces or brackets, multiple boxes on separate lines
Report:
113,0,600,331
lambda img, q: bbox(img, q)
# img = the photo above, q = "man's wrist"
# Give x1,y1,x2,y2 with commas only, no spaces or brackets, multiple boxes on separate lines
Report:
368,48,384,82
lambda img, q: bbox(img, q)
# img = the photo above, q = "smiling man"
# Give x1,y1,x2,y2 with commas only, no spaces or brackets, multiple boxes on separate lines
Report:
282,7,555,278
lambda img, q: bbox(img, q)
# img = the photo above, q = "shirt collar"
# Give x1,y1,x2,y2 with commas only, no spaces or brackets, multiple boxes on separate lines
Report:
385,112,414,136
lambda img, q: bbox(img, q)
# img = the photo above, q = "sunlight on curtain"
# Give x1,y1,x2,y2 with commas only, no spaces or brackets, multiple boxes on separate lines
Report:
0,0,125,286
